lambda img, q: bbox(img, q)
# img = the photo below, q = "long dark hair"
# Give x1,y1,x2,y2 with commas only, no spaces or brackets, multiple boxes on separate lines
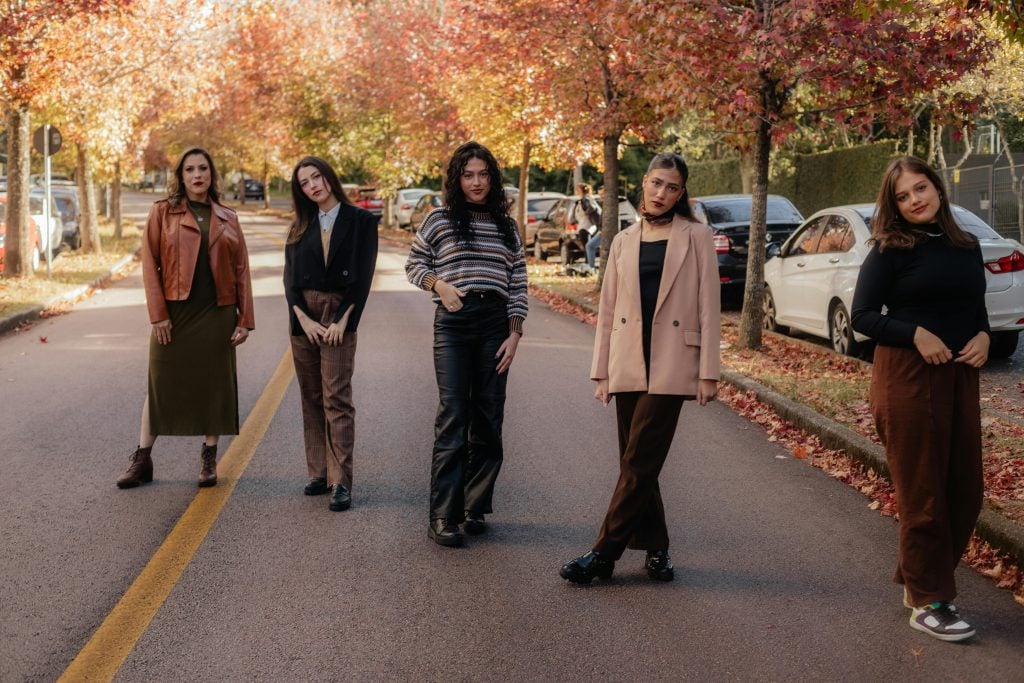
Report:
645,152,695,220
443,141,518,249
872,156,974,252
287,156,352,245
168,148,221,207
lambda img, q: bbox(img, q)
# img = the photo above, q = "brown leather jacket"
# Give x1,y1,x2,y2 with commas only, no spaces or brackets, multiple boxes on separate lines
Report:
141,199,255,329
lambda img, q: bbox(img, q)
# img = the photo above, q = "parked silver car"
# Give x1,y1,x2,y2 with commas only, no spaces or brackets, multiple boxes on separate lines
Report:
392,188,432,229
764,204,1024,358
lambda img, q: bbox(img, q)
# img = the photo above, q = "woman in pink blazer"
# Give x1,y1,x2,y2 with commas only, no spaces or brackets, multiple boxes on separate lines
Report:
560,153,721,584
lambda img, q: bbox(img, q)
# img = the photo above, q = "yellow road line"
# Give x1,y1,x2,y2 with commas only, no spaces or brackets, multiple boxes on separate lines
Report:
59,349,295,683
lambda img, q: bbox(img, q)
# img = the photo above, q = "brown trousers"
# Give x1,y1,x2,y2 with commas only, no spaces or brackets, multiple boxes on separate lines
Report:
870,345,983,606
594,392,685,560
290,291,357,490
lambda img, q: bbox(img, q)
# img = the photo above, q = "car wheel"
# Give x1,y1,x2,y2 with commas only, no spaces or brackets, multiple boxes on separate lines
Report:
560,240,571,264
533,238,544,261
762,286,788,335
829,302,860,357
69,229,82,250
989,330,1020,359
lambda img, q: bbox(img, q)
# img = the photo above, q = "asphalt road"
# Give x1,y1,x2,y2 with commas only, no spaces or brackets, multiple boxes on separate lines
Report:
1,196,1023,681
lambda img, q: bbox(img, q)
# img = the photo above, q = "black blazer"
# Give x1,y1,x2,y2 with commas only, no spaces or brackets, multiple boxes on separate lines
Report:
283,203,379,335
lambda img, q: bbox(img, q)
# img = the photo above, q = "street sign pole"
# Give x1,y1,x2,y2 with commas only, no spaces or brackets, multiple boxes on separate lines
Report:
43,124,52,278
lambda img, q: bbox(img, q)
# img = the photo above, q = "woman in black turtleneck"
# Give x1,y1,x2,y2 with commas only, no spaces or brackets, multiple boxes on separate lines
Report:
852,156,989,643
559,153,720,585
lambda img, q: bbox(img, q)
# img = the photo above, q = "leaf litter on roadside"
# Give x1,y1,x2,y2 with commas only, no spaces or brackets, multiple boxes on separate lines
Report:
531,279,1024,607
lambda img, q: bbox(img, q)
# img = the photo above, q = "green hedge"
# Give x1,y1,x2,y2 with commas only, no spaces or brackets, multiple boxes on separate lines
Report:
687,141,898,215
687,158,743,196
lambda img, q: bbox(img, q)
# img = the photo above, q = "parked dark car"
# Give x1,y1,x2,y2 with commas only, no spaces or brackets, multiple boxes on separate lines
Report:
233,178,265,201
533,195,639,263
690,194,804,298
409,192,443,231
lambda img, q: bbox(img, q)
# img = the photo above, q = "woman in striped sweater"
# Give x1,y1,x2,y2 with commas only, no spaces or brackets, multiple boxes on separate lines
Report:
405,141,528,547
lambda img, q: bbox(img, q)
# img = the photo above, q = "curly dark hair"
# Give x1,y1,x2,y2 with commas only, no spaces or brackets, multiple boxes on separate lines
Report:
443,141,518,250
872,156,974,252
167,148,221,207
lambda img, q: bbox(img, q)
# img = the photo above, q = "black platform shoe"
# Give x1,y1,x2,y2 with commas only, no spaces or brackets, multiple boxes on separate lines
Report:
559,550,615,584
429,518,464,547
645,550,674,581
463,512,486,535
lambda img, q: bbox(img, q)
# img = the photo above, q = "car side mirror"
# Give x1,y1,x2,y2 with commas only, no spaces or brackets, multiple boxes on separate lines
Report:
766,243,781,259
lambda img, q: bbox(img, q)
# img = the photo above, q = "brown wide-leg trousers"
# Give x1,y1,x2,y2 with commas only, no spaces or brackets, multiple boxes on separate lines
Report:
594,391,685,560
870,345,983,606
290,290,357,491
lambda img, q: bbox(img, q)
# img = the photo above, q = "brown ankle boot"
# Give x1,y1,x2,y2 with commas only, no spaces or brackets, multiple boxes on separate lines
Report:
198,443,218,487
116,446,153,489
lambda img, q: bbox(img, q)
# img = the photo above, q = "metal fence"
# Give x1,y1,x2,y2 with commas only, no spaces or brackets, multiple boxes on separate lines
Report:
938,164,1024,242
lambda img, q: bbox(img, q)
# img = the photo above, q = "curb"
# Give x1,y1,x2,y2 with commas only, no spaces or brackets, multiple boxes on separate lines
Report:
534,283,1024,569
0,246,141,337
721,369,1024,569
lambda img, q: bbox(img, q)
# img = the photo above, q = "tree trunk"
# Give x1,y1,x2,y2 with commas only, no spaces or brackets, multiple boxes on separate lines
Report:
955,127,972,168
736,115,772,350
4,105,32,277
597,132,622,287
517,140,531,245
262,153,270,210
573,162,583,190
906,127,915,158
936,125,947,169
739,147,755,194
77,142,101,255
239,166,246,205
113,159,123,239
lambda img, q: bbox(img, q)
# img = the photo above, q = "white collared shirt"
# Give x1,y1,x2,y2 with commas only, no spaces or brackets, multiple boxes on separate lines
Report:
318,202,341,232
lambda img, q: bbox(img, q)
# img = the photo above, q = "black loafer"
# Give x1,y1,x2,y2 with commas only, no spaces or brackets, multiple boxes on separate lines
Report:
645,550,674,581
304,477,329,496
429,518,463,547
328,484,351,511
559,550,614,584
463,512,486,535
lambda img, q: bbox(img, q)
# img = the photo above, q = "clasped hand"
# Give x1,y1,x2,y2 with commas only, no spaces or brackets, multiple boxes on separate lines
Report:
296,304,355,346
914,327,988,368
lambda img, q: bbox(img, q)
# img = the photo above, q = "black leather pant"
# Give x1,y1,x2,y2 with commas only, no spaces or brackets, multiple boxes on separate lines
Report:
430,291,508,522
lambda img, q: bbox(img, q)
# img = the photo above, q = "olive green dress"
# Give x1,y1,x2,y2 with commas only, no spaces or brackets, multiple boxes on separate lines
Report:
148,199,239,435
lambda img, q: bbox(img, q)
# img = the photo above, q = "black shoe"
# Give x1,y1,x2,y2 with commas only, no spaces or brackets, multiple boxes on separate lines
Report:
559,550,614,584
304,477,329,496
428,518,463,547
463,511,486,535
328,484,351,511
645,550,674,582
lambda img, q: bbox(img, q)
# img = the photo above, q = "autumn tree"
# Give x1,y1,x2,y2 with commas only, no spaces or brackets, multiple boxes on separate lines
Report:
0,0,128,275
633,0,994,349
449,0,660,278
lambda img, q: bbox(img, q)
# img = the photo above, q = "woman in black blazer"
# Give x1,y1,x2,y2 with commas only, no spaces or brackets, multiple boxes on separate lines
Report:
284,156,378,512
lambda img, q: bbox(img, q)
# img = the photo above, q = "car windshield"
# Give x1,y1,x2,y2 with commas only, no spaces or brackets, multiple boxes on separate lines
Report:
857,205,1002,240
704,197,802,224
528,197,561,216
952,206,1001,239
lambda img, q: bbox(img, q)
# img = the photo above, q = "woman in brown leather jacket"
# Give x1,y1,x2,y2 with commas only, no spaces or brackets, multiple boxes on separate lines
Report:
116,148,255,490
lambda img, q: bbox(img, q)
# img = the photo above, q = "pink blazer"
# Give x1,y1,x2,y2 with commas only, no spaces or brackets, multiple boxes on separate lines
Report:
590,215,721,395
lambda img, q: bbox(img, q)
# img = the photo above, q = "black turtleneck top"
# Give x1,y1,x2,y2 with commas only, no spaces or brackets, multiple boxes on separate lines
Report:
851,227,989,353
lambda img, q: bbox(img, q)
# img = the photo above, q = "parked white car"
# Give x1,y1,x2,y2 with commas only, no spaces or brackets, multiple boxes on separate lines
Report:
392,188,432,229
763,204,1024,358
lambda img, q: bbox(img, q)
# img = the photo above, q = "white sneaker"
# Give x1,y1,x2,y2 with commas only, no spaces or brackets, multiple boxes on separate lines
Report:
910,602,976,642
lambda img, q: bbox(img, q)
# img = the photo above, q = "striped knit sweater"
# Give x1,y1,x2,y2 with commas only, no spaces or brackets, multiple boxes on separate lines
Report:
405,207,528,334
